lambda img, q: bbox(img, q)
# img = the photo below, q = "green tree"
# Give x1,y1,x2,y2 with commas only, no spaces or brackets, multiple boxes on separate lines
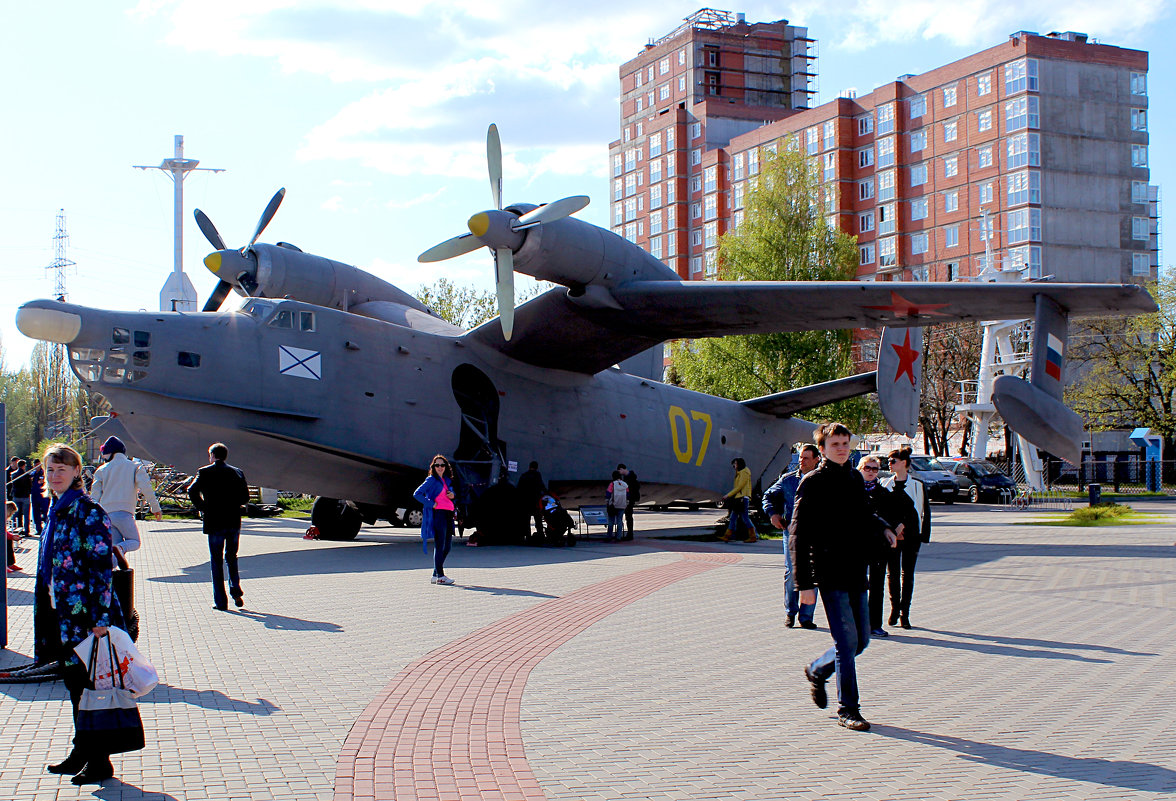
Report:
1067,273,1176,462
414,277,546,329
669,144,882,431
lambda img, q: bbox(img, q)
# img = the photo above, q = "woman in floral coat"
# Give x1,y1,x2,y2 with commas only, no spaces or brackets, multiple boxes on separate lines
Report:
35,443,127,786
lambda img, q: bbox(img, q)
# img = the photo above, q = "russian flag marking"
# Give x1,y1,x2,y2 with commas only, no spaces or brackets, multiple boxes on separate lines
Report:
1044,333,1064,381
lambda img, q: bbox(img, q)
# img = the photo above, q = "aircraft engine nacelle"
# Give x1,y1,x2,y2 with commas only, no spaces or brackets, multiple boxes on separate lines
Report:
251,244,429,314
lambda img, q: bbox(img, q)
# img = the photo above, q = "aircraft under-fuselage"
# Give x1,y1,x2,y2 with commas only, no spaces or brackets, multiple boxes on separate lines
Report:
16,126,1157,539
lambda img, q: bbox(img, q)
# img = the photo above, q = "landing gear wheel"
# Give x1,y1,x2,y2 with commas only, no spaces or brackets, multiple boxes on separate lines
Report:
311,497,363,541
968,486,980,503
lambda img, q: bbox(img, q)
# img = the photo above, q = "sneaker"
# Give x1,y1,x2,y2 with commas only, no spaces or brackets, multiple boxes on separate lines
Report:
430,575,439,584
435,576,455,586
799,620,818,630
785,615,795,628
803,666,827,709
837,711,871,731
871,627,888,638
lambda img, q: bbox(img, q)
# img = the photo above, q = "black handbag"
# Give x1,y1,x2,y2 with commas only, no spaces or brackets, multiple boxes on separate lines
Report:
75,636,145,755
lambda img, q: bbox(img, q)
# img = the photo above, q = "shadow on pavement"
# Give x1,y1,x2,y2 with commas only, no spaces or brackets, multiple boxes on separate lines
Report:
231,608,344,632
95,781,182,800
876,726,1176,793
884,631,1115,663
915,628,1155,657
919,540,1176,573
141,682,280,715
453,584,558,599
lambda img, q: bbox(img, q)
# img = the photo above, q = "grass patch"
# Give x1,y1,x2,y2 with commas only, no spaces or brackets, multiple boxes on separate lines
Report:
277,496,314,519
1021,502,1163,527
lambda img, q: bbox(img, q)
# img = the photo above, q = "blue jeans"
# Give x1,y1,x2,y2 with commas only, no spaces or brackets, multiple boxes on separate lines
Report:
432,509,453,576
108,511,141,554
808,589,871,714
784,534,817,623
606,507,624,538
208,530,242,608
12,497,30,534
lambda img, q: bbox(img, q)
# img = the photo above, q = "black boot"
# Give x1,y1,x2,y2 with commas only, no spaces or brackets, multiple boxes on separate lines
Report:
47,748,87,775
888,610,899,626
71,757,114,785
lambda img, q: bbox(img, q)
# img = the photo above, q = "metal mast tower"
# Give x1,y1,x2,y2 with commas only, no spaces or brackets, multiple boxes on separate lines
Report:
45,210,76,439
134,135,224,312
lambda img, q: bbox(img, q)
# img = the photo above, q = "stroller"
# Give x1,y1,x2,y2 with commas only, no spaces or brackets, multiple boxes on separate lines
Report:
540,494,576,547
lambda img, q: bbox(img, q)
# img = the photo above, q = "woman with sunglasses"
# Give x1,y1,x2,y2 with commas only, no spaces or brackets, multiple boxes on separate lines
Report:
413,455,458,585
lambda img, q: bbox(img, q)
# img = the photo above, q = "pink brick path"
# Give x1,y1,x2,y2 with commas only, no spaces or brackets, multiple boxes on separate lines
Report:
334,547,741,801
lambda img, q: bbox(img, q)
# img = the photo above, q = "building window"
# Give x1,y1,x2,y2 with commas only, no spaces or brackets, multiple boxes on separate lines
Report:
860,243,875,265
877,103,895,134
733,210,743,230
945,224,959,248
705,251,718,276
1005,59,1038,95
691,175,702,193
613,203,623,226
910,163,928,187
637,121,644,137
857,114,874,136
1132,181,1149,204
1007,132,1040,168
977,73,992,96
947,260,961,281
979,182,994,205
666,181,675,203
909,94,927,119
860,211,875,233
1010,245,1043,279
1132,145,1149,167
879,236,897,268
691,202,701,219
1131,72,1147,96
912,232,929,255
733,183,744,209
704,195,717,221
635,96,643,112
650,210,663,235
748,148,759,175
859,178,875,200
691,148,701,165
612,155,623,177
733,153,744,180
1005,96,1039,131
667,206,675,228
943,85,957,108
877,136,895,168
823,152,836,182
690,122,702,139
613,179,623,201
678,75,686,92
650,184,662,209
945,190,959,213
704,166,717,193
878,204,896,234
823,120,836,150
1007,171,1040,205
650,159,662,183
647,65,654,81
625,174,636,197
691,256,702,274
911,197,928,221
910,129,927,153
624,198,637,222
1132,252,1150,275
805,127,819,155
659,57,670,75
649,133,662,157
1133,216,1150,240
703,222,717,248
1131,109,1148,132
650,236,663,259
825,186,838,214
858,146,874,168
944,155,958,178
977,109,992,132
624,223,637,241
625,149,636,171
666,127,675,149
978,145,993,169
944,119,957,143
1008,208,1041,243
691,229,702,247
659,83,670,102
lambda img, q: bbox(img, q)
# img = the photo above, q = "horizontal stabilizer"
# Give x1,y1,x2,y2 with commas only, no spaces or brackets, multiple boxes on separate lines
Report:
741,372,877,417
991,375,1083,464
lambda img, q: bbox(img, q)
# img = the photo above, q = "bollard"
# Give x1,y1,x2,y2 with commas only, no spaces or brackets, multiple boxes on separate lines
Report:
1088,483,1101,506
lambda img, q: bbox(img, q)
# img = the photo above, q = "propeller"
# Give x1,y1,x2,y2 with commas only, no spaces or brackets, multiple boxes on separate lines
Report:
417,124,590,341
194,188,286,312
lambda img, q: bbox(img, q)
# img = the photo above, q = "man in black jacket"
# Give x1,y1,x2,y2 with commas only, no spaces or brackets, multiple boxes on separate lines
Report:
794,423,896,732
188,442,251,611
516,461,546,542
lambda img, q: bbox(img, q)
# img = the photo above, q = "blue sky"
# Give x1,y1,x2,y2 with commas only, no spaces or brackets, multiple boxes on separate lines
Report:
1,0,1171,368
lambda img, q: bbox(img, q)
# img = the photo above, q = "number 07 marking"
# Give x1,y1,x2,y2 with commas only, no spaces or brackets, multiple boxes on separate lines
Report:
668,406,713,466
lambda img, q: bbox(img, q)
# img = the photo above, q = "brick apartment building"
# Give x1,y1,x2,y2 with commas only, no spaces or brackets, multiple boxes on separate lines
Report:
607,9,1160,323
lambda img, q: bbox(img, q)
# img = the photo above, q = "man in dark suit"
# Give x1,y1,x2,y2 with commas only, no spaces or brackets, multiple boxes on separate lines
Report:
187,442,251,611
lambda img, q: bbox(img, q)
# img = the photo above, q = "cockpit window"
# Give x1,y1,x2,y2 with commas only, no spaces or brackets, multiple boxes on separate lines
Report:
240,299,274,319
134,331,151,347
112,328,130,345
269,310,294,329
299,311,315,332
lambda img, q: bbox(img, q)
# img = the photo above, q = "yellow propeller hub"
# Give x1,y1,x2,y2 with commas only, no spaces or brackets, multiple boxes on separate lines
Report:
204,251,222,276
467,212,490,238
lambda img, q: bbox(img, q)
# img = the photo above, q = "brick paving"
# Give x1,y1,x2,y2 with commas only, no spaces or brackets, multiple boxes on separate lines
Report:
1,501,1174,800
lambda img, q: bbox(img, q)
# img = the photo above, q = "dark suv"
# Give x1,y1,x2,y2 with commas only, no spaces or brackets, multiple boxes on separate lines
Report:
908,455,960,504
950,459,1016,503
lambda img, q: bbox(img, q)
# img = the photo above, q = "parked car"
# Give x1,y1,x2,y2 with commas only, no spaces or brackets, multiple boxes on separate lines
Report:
859,453,958,504
950,459,1017,503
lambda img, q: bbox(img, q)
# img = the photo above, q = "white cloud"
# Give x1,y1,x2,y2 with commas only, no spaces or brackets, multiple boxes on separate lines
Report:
321,195,344,211
385,187,446,209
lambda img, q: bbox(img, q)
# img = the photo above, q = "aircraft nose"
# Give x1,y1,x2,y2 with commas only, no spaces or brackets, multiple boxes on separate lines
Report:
15,304,82,343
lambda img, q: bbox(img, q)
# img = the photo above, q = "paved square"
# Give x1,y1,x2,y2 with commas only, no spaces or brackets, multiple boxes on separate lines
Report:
2,502,1174,800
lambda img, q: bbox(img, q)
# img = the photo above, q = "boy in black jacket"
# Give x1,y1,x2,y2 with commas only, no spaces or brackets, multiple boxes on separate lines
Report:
794,423,896,731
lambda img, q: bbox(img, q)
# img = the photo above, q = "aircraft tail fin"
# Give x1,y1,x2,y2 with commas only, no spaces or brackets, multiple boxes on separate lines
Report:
991,294,1083,464
876,327,923,438
740,372,876,417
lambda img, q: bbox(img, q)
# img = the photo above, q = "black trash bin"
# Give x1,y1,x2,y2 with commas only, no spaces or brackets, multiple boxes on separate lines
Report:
1088,483,1101,506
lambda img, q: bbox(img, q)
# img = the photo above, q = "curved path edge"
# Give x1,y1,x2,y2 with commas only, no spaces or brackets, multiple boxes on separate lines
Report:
335,544,741,801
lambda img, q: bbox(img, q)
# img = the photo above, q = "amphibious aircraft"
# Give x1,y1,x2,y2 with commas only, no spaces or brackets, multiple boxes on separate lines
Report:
16,126,1156,539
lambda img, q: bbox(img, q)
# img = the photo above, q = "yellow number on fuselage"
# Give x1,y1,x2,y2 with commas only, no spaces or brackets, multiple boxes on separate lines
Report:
668,406,713,466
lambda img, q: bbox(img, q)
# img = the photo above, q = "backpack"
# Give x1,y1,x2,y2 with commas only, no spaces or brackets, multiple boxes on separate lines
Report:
610,479,629,509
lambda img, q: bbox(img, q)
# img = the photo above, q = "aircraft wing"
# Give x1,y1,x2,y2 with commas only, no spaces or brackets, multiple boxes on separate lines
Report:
464,281,1156,375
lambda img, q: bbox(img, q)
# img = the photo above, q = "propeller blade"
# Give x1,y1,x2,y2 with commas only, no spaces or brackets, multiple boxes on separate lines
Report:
418,232,483,263
487,124,503,210
203,280,233,312
193,209,227,251
494,247,515,341
248,187,286,246
513,195,591,229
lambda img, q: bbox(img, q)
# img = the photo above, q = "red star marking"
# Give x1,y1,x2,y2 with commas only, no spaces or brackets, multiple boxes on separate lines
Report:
864,291,950,319
891,330,920,386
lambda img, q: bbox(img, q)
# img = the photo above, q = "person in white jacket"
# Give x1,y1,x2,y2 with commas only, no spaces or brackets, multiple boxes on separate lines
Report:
90,436,162,557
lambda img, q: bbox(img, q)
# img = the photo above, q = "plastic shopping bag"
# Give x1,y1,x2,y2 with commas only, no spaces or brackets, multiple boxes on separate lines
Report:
73,627,158,698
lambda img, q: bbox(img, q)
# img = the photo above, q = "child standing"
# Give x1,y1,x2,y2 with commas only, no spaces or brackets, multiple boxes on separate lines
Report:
605,471,629,542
